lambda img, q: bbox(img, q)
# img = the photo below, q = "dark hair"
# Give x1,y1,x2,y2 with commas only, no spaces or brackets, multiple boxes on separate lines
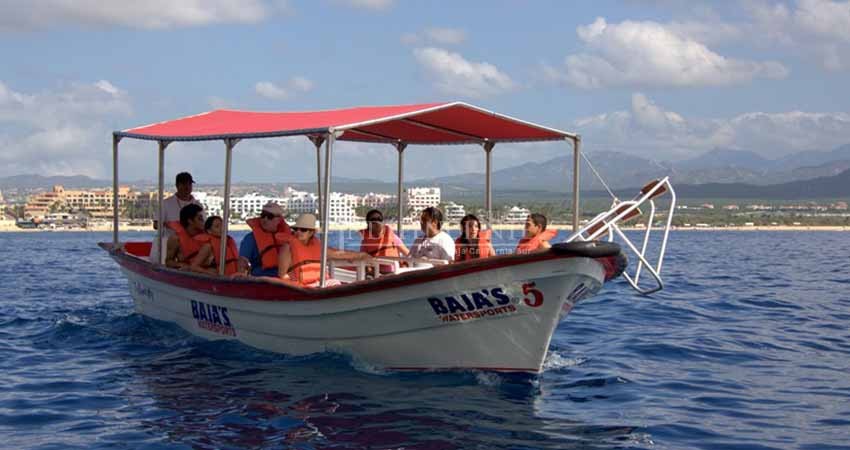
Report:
179,203,204,228
366,209,383,222
420,207,443,230
459,214,481,240
529,213,548,231
175,172,194,186
204,215,221,232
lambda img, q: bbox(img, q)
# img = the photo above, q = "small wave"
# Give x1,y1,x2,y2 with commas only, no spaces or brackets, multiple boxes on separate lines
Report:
543,350,587,371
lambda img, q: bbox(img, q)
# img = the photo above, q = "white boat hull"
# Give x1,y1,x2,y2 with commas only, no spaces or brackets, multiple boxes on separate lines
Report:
108,243,624,373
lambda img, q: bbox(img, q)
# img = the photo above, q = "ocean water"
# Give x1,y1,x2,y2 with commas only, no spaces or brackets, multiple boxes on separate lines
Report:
1,230,849,449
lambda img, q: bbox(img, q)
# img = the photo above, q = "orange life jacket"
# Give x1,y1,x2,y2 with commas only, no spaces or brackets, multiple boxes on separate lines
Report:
454,229,493,261
359,225,401,258
195,233,239,275
287,236,323,286
515,228,558,254
165,221,203,262
246,217,292,269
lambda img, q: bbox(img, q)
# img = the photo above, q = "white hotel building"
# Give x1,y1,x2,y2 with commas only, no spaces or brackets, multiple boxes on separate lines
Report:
195,188,359,224
404,187,441,217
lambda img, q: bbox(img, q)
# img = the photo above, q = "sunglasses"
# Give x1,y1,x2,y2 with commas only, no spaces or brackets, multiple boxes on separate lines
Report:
367,217,383,223
292,227,313,233
260,212,280,220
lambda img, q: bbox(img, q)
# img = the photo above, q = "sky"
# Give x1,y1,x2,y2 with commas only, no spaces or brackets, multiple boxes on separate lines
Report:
1,0,849,183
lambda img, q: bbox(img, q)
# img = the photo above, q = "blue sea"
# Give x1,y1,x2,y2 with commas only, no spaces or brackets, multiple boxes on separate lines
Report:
1,230,849,449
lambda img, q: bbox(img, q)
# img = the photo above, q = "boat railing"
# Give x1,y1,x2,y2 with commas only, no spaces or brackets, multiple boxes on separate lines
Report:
565,177,676,295
328,256,450,282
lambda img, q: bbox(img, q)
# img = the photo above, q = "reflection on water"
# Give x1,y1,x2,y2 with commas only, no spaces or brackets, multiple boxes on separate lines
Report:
130,338,641,449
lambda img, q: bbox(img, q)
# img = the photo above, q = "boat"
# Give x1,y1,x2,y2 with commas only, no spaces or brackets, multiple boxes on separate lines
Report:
101,102,675,373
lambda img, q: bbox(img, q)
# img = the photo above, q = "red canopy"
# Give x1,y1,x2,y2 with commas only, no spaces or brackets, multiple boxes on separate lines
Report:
116,102,574,145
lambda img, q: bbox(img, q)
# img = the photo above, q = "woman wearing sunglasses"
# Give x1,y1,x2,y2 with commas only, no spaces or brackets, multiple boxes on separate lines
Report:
276,213,371,286
359,209,409,257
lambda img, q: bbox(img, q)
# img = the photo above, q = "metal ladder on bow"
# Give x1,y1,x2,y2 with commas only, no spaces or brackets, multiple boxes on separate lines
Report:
566,177,676,295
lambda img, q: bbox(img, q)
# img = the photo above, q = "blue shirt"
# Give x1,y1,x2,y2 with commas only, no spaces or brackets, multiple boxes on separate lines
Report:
239,232,279,277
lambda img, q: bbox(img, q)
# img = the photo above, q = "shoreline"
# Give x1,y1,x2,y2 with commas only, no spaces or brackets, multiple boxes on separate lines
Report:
1,222,848,233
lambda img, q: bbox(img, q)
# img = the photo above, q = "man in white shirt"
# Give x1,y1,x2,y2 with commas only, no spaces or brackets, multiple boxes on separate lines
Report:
409,207,455,261
150,172,203,263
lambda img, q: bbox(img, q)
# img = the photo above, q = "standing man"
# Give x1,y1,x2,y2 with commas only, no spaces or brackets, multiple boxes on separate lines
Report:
150,172,202,264
240,201,292,277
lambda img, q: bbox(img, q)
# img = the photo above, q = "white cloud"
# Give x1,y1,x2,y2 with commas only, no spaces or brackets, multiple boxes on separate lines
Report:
254,76,315,101
548,17,788,88
0,0,283,31
743,0,850,70
0,80,132,177
412,47,515,98
575,93,850,158
336,0,394,11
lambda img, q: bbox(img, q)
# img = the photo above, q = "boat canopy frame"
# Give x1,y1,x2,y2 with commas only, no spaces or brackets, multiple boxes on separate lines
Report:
111,101,582,287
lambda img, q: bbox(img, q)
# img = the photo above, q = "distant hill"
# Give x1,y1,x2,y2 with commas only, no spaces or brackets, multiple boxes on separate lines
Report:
0,174,111,190
675,168,850,199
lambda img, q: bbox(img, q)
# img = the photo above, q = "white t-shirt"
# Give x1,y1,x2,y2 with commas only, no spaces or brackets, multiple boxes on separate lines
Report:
409,231,455,261
150,194,202,263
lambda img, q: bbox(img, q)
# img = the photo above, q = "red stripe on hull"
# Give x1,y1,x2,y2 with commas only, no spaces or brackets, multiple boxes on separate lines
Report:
103,243,622,302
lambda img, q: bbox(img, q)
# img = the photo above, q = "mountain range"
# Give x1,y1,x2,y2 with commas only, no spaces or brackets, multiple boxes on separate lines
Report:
2,144,849,200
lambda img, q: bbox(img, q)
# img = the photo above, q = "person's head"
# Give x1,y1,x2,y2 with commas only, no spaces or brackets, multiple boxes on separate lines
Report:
179,203,205,231
419,207,443,237
292,213,318,243
204,216,222,237
175,172,194,198
460,214,481,240
524,213,548,238
365,209,384,236
259,202,284,232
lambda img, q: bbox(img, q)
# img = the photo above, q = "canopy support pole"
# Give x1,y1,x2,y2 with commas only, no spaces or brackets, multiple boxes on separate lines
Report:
309,136,326,219
112,135,121,247
319,132,335,288
219,139,238,275
572,136,581,232
156,140,169,264
483,141,495,229
395,142,407,237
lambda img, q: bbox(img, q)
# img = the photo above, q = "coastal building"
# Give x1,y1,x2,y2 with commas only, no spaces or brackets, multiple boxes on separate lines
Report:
24,185,135,220
443,201,466,224
360,192,395,209
281,187,318,215
326,192,358,224
504,206,530,224
229,193,284,219
194,192,224,217
404,187,440,217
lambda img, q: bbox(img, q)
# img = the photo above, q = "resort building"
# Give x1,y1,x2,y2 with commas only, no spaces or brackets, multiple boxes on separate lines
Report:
504,206,530,224
326,192,359,224
443,201,466,224
24,185,136,220
360,192,395,209
404,187,440,217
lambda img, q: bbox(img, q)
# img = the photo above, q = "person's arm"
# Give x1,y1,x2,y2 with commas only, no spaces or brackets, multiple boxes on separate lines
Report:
441,233,455,261
392,234,410,256
189,244,217,275
239,234,259,274
164,235,182,269
539,240,552,250
277,243,293,278
486,242,497,257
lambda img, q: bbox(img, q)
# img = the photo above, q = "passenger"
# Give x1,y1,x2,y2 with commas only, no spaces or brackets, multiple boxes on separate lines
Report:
240,202,292,277
359,209,409,258
164,203,206,271
277,213,371,286
193,216,244,276
515,213,557,254
150,171,202,264
409,207,455,261
454,214,495,261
